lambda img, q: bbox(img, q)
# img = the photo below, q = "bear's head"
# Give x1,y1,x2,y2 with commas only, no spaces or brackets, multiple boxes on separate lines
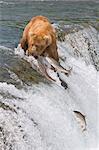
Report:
27,33,52,57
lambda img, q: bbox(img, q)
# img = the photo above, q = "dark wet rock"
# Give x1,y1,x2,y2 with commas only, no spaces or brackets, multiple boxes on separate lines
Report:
56,24,84,42
30,118,38,127
0,101,17,113
56,28,66,42
57,73,68,90
56,24,99,71
0,46,50,87
60,79,68,90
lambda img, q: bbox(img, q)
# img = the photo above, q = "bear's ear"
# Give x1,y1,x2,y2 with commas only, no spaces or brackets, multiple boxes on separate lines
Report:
44,35,52,46
20,38,28,52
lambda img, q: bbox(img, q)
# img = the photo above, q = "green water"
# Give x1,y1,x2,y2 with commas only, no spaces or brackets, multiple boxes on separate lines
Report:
0,0,99,86
0,1,99,47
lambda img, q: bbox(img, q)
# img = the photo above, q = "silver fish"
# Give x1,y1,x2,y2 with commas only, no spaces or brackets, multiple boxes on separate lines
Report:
73,110,87,132
37,60,56,82
25,55,55,82
45,57,72,75
27,55,71,82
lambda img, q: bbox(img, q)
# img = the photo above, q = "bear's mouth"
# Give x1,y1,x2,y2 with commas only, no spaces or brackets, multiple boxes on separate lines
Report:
34,55,38,59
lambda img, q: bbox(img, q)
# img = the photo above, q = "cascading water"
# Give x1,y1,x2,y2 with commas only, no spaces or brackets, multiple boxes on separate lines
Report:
0,22,98,150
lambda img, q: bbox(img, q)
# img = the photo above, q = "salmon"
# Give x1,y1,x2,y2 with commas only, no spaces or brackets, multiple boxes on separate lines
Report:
45,57,72,75
73,110,87,132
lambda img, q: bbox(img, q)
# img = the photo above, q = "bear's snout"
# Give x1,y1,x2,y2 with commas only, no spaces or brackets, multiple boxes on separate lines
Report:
32,45,36,52
28,45,37,56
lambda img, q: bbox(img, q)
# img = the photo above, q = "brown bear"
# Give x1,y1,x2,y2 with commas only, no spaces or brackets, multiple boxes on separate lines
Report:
20,16,59,61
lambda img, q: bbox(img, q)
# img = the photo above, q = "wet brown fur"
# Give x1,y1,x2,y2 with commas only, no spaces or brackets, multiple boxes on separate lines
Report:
20,16,59,61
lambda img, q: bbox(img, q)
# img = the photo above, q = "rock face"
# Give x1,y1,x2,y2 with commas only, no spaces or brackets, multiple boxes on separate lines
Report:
57,24,99,71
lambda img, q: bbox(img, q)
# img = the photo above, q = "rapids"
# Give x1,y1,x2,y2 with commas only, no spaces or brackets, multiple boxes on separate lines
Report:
0,24,98,150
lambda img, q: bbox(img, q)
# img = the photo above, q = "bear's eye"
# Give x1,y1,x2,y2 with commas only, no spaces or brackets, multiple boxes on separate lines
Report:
35,45,39,48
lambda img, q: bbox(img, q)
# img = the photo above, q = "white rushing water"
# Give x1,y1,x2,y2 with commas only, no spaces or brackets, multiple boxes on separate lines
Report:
0,25,98,150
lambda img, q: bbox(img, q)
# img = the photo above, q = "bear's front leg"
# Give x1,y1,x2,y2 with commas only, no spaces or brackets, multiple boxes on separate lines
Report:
45,44,59,62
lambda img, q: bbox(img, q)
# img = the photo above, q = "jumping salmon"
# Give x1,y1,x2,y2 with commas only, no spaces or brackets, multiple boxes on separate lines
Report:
73,110,87,132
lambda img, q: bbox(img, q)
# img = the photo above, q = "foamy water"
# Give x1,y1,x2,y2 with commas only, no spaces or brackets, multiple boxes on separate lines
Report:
0,24,98,150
